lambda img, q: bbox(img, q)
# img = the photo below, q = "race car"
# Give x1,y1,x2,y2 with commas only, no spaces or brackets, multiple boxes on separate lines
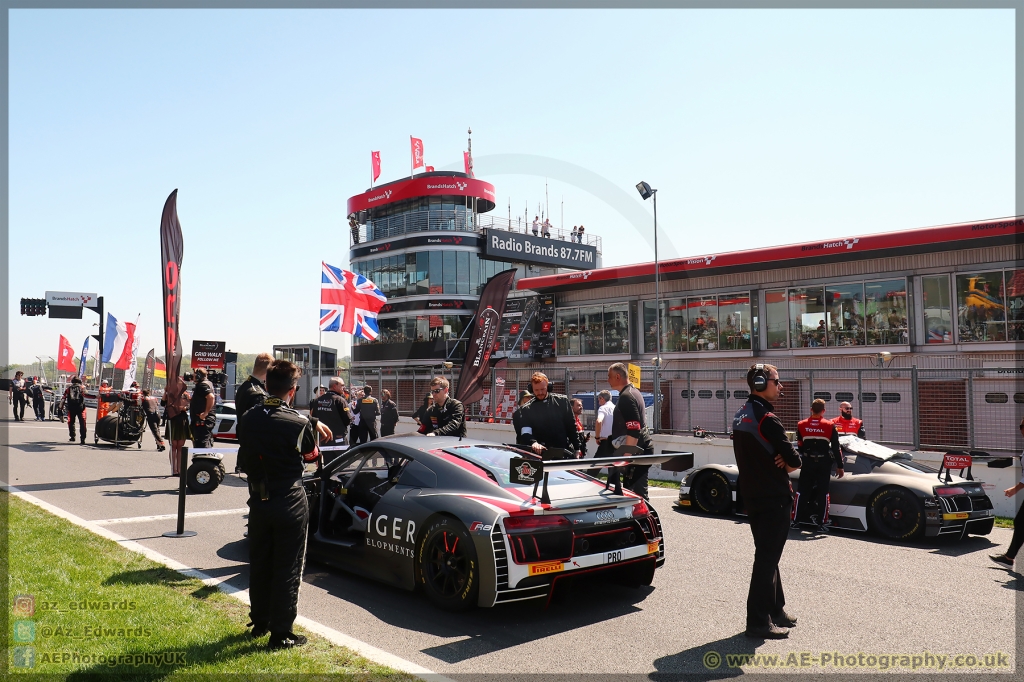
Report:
677,435,996,541
212,401,237,441
301,435,693,610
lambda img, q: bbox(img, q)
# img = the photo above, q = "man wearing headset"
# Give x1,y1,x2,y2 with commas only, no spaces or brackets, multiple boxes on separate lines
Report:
732,363,802,639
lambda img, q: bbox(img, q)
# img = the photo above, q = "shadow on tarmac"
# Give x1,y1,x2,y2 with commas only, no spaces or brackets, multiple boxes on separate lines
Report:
301,562,654,664
651,632,756,679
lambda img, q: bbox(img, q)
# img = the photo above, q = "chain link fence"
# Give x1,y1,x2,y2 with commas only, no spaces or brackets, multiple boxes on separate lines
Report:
346,364,1024,454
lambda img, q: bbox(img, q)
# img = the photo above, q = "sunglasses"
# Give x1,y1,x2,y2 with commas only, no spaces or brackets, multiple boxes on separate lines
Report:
769,378,783,385
430,388,445,394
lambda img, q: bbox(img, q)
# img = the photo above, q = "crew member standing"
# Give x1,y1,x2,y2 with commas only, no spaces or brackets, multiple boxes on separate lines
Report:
234,352,273,474
606,363,654,497
62,376,87,444
9,371,27,421
28,378,46,421
516,372,581,458
794,399,845,531
732,363,802,639
990,417,1024,568
379,389,399,437
190,368,217,449
358,385,381,441
141,389,165,451
311,377,351,462
571,398,589,458
423,376,467,437
511,390,532,439
833,401,866,438
238,359,326,649
96,380,113,422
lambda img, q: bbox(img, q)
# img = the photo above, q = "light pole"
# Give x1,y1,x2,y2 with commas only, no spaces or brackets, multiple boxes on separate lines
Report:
636,181,660,431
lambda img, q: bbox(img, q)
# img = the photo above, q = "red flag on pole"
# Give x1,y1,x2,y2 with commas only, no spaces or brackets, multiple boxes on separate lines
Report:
410,137,424,171
160,190,187,419
371,151,381,183
464,151,474,177
425,165,434,172
57,335,77,372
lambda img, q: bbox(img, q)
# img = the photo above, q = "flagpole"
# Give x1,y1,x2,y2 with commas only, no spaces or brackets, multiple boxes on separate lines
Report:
370,151,373,189
410,136,413,179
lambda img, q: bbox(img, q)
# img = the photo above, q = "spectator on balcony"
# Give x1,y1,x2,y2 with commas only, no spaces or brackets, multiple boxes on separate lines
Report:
542,218,552,238
532,216,540,236
577,224,585,243
349,215,360,244
571,225,578,242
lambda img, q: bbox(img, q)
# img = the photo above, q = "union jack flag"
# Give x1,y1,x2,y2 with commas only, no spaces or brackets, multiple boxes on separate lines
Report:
320,262,387,339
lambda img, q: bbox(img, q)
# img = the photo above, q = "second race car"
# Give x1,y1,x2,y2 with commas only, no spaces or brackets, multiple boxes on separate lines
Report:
299,435,692,610
677,435,996,541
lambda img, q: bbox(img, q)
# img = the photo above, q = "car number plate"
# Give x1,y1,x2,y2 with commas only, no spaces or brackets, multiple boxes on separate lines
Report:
605,550,623,564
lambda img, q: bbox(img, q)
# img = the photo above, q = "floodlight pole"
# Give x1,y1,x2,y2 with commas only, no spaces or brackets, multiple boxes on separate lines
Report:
652,189,661,432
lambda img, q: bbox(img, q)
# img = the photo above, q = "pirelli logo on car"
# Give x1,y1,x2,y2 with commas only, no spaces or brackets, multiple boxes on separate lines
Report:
943,512,970,520
528,561,565,576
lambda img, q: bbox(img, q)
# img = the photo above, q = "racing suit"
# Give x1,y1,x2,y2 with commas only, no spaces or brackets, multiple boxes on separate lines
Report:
310,390,351,463
63,383,87,443
732,394,802,630
357,396,381,441
516,393,581,458
832,415,865,438
238,395,319,640
609,383,654,497
423,396,467,438
233,374,268,474
141,395,164,449
794,416,844,525
189,379,217,448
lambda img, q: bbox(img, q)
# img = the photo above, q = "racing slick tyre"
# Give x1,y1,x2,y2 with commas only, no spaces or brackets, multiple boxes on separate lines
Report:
416,517,479,611
692,471,732,514
869,487,924,541
186,460,224,494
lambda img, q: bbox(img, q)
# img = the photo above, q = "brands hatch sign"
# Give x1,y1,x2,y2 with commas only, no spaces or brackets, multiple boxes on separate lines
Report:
46,291,99,308
483,229,597,270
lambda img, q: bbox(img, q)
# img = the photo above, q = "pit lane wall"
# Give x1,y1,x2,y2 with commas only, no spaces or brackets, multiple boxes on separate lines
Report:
393,418,1022,518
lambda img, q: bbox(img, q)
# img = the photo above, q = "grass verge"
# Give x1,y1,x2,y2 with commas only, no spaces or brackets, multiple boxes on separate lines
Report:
5,491,412,679
994,516,1015,529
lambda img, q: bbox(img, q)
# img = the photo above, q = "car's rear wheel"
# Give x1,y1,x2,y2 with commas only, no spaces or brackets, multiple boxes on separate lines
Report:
869,487,924,540
692,471,732,514
417,518,479,611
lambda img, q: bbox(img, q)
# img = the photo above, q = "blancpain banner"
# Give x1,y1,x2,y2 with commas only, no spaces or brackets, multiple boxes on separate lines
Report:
45,291,99,308
483,229,598,270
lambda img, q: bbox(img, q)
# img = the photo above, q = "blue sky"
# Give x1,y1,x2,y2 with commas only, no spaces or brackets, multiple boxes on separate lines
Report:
8,8,1014,364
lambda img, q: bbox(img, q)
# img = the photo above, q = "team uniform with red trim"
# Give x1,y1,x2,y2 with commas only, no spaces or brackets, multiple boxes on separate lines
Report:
832,415,865,438
794,416,844,525
610,383,653,499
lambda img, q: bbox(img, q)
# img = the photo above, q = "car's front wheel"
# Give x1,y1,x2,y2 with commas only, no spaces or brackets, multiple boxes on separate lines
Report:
692,471,732,514
417,517,479,611
869,487,924,540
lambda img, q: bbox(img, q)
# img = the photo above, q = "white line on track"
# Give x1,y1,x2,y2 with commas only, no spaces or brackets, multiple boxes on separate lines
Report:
93,508,250,525
2,483,452,682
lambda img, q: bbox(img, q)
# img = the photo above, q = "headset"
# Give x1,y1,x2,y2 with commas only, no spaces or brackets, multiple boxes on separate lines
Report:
750,364,768,391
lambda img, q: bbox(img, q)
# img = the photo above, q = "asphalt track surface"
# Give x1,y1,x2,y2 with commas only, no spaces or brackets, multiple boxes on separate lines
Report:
4,411,1021,678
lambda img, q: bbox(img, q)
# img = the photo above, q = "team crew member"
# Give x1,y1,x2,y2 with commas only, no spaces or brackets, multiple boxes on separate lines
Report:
606,363,654,497
141,389,165,451
233,352,272,474
833,401,866,438
990,418,1024,568
511,390,532,439
9,371,27,421
379,389,399,437
311,377,352,462
238,359,326,649
358,385,381,441
28,378,46,421
423,377,467,437
733,363,802,639
516,372,581,458
794,399,845,530
190,368,217,449
96,380,113,421
62,376,87,444
571,398,590,457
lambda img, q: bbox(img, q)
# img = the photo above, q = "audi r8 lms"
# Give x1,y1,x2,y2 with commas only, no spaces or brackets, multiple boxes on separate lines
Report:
212,401,237,441
677,435,996,541
301,435,692,610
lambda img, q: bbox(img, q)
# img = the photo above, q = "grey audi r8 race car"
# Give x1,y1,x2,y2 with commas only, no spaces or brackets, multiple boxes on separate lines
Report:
301,435,692,610
677,435,996,541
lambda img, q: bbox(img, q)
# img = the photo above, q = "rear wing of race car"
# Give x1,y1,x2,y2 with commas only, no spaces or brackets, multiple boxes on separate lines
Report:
937,450,1019,483
509,446,695,503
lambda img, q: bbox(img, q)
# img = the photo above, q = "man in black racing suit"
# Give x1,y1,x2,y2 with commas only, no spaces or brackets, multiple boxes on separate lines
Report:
794,398,845,530
423,376,467,438
732,363,802,639
515,371,581,459
238,359,329,650
234,352,271,474
606,363,654,498
311,377,352,463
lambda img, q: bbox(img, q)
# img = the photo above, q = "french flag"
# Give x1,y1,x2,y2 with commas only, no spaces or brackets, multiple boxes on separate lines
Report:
102,313,137,370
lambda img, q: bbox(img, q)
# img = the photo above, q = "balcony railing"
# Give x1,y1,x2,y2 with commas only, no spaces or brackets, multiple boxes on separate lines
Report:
349,212,602,254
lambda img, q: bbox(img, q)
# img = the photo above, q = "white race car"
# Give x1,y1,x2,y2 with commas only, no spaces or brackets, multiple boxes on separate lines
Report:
213,401,237,441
